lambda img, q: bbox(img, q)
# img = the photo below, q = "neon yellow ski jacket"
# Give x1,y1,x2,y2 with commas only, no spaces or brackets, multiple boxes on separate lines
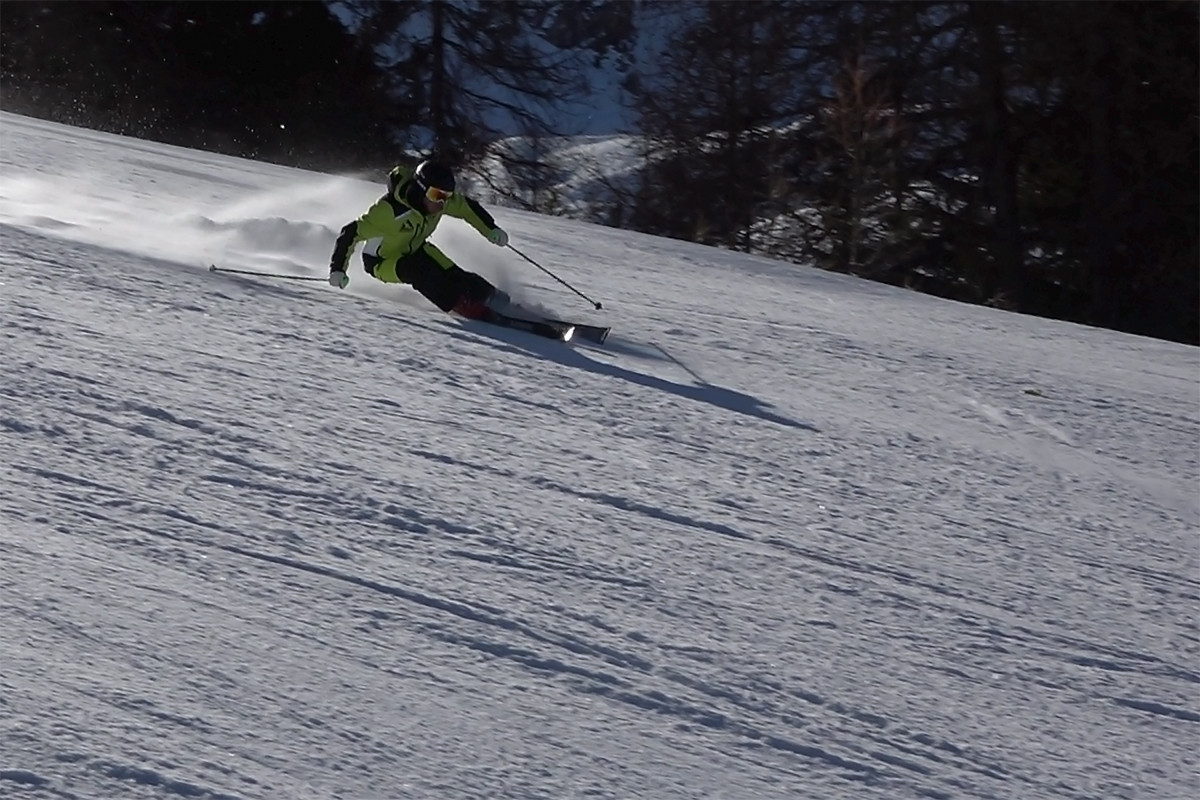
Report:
329,164,499,276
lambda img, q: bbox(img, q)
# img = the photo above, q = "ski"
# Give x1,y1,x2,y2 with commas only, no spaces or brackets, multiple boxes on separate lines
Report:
543,319,610,345
482,304,610,344
496,304,610,344
478,310,577,342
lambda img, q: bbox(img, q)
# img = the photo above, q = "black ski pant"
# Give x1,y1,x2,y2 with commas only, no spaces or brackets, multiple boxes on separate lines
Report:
363,244,495,312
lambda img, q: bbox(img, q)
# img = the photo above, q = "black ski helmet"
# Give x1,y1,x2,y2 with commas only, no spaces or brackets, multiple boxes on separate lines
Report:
414,161,456,193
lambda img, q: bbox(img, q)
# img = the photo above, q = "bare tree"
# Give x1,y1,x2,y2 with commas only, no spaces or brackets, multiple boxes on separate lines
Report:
350,0,589,166
631,1,812,251
818,52,908,275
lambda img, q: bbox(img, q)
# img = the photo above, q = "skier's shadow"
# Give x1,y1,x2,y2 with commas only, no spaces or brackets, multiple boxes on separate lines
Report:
446,320,818,432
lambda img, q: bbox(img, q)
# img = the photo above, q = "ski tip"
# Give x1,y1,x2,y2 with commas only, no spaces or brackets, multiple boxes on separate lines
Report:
562,325,577,343
208,264,217,272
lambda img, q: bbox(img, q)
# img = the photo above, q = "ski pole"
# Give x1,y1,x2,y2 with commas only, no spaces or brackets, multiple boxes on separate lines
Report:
208,265,328,282
506,244,603,310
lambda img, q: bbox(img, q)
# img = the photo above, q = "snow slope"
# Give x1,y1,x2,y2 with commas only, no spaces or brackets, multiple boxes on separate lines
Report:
1,112,1197,800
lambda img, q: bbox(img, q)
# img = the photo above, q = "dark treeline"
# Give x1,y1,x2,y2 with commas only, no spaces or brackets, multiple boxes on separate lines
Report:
1,1,1196,343
0,0,588,170
631,1,1198,344
0,1,398,171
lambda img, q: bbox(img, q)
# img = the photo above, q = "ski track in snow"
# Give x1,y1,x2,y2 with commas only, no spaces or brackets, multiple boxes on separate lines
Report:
1,112,1198,800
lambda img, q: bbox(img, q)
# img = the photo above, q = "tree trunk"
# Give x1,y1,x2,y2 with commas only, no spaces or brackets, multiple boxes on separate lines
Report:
430,0,446,156
1086,23,1119,328
974,4,1027,308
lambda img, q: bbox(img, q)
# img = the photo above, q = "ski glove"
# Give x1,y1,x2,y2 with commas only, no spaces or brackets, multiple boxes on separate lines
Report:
487,228,509,247
329,270,349,289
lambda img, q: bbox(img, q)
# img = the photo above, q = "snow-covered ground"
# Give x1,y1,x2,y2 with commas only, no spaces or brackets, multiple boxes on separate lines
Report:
1,112,1197,800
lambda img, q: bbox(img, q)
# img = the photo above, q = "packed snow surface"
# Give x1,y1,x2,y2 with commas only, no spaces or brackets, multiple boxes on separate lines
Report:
1,112,1197,800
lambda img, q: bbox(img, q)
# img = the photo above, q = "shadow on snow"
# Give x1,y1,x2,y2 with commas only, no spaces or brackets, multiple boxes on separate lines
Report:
441,317,819,432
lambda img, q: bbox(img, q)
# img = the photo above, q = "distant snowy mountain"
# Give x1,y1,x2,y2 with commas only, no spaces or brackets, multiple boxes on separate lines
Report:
2,111,1197,800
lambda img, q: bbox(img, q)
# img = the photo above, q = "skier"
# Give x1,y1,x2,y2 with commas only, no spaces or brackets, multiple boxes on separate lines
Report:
327,160,510,319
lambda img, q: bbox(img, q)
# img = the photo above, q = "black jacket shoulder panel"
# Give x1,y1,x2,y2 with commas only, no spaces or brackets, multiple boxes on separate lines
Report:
384,192,409,217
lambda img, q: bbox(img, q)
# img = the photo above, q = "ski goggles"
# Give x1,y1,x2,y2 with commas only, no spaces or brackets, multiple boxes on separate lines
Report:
424,185,454,203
